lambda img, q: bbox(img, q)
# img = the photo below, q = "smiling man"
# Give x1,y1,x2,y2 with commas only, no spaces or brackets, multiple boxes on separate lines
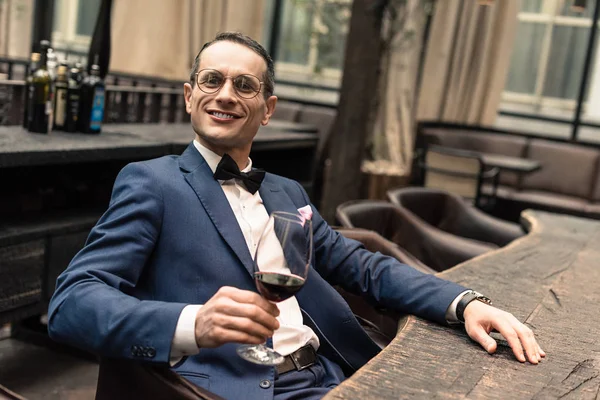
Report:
48,32,544,400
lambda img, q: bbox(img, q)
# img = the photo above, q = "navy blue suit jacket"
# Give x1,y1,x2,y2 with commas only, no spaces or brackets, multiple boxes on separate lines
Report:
48,143,466,399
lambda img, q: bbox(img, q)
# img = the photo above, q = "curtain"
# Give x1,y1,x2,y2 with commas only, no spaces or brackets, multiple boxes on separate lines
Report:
110,0,267,81
0,0,34,59
417,0,520,124
362,0,426,179
362,0,520,182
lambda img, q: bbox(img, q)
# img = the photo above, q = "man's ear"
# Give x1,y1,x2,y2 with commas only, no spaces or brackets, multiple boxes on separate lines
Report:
261,95,278,125
183,83,193,114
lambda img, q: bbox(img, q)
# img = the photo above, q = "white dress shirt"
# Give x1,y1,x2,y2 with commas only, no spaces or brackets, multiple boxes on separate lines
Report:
170,141,319,362
169,140,466,363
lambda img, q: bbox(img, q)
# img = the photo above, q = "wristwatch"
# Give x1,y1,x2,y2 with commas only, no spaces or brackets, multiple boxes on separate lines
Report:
456,290,492,323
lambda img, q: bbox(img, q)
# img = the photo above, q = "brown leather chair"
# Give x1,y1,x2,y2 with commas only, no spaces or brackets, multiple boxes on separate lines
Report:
334,228,435,274
336,200,496,272
95,358,225,400
387,187,523,247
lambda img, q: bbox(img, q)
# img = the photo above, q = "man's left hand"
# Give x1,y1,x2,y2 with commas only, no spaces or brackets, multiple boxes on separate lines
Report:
463,301,546,364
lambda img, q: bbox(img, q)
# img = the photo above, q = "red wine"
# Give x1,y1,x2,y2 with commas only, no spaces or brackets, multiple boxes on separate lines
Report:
254,272,306,302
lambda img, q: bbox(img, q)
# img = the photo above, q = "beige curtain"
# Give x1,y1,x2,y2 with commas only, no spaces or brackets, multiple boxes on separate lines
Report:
0,0,34,59
362,0,426,178
110,0,267,81
363,0,520,180
417,0,520,124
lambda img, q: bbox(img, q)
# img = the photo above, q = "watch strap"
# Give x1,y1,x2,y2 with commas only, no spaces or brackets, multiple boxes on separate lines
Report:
456,290,492,322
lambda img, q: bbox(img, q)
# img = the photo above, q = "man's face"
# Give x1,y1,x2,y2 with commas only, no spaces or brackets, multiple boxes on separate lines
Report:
184,41,277,156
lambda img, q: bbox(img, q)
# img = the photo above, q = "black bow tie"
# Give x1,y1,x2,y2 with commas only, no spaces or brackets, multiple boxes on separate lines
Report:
213,154,265,194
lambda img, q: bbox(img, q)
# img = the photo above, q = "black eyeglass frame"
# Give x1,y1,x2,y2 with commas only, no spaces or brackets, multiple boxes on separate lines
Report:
195,69,264,99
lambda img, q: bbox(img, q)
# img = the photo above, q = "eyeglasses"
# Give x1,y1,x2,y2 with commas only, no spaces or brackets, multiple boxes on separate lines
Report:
195,69,263,99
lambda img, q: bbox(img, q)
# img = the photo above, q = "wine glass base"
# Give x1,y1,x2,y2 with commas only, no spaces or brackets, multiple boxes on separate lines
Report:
237,344,285,366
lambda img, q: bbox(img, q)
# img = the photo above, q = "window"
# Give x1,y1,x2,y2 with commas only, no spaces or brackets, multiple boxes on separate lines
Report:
52,0,102,55
275,0,352,89
502,0,600,120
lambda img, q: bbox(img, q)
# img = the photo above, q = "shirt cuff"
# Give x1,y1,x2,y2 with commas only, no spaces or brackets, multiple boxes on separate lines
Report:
445,290,471,324
170,304,202,366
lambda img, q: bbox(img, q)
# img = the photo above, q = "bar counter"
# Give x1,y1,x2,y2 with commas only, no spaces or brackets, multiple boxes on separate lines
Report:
0,122,318,168
326,210,600,399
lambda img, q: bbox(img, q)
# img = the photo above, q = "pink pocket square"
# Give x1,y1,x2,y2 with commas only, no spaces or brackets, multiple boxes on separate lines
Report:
297,205,313,225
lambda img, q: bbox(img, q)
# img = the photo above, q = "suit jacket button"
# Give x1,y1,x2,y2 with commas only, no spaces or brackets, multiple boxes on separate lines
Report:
259,380,271,389
147,348,156,358
131,345,139,356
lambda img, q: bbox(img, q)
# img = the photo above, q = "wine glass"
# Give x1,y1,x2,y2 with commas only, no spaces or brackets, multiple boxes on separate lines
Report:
237,211,313,365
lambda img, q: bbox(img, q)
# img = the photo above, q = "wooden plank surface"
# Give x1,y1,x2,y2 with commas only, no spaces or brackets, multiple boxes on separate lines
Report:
326,210,600,399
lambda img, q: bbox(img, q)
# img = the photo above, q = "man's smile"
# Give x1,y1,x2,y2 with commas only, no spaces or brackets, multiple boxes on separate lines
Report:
207,109,242,121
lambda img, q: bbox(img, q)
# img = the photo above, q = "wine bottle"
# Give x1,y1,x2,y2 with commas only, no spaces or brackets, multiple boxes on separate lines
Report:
65,64,82,133
28,41,53,134
77,61,105,134
22,52,41,129
53,65,68,131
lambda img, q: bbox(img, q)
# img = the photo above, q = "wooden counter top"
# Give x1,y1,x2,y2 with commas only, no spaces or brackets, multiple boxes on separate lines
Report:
0,122,318,168
326,210,600,399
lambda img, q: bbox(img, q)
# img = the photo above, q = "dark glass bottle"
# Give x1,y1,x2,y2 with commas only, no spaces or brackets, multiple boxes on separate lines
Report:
65,64,82,133
77,63,105,134
28,41,53,134
53,65,69,130
22,52,40,129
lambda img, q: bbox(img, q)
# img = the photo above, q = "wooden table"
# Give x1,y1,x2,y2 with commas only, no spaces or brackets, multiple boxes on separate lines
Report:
326,210,600,399
481,153,541,174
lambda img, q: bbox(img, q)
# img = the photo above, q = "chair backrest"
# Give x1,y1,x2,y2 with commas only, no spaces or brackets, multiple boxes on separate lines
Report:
423,145,484,203
335,227,435,274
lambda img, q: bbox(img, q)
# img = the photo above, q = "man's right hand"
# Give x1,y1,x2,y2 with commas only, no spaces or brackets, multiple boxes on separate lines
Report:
194,286,280,348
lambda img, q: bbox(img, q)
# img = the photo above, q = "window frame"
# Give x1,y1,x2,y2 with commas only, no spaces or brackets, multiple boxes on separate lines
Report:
51,0,96,53
502,0,596,111
275,0,351,88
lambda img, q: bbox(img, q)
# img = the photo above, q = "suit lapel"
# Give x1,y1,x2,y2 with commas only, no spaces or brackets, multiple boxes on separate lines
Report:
179,143,254,276
259,175,300,216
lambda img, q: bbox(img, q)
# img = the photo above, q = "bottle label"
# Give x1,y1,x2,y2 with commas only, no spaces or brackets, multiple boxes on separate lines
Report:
68,92,79,121
55,88,67,126
90,87,105,130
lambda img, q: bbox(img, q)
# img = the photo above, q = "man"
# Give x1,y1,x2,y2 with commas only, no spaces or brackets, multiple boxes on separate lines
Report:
48,32,544,400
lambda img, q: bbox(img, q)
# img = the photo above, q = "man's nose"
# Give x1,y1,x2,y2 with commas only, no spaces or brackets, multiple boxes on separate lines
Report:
215,78,237,103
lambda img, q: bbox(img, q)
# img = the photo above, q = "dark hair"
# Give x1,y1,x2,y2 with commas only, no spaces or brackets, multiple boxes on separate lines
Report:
190,32,275,99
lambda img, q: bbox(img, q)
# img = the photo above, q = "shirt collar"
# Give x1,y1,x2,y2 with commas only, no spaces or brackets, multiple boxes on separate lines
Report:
193,140,253,174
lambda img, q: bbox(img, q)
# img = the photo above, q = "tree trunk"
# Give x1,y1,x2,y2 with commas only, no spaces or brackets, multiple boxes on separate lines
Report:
319,0,385,223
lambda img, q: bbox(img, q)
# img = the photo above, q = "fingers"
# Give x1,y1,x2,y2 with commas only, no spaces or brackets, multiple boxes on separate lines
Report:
494,316,542,364
214,296,280,331
464,302,545,364
466,323,497,354
219,286,280,317
492,318,528,363
195,286,281,348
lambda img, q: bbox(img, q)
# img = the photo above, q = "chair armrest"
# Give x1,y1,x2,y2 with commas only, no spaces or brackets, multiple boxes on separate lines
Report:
458,206,524,247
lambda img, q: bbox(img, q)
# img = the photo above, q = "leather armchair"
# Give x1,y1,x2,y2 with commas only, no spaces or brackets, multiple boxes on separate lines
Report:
387,187,524,247
334,228,435,274
336,200,496,272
